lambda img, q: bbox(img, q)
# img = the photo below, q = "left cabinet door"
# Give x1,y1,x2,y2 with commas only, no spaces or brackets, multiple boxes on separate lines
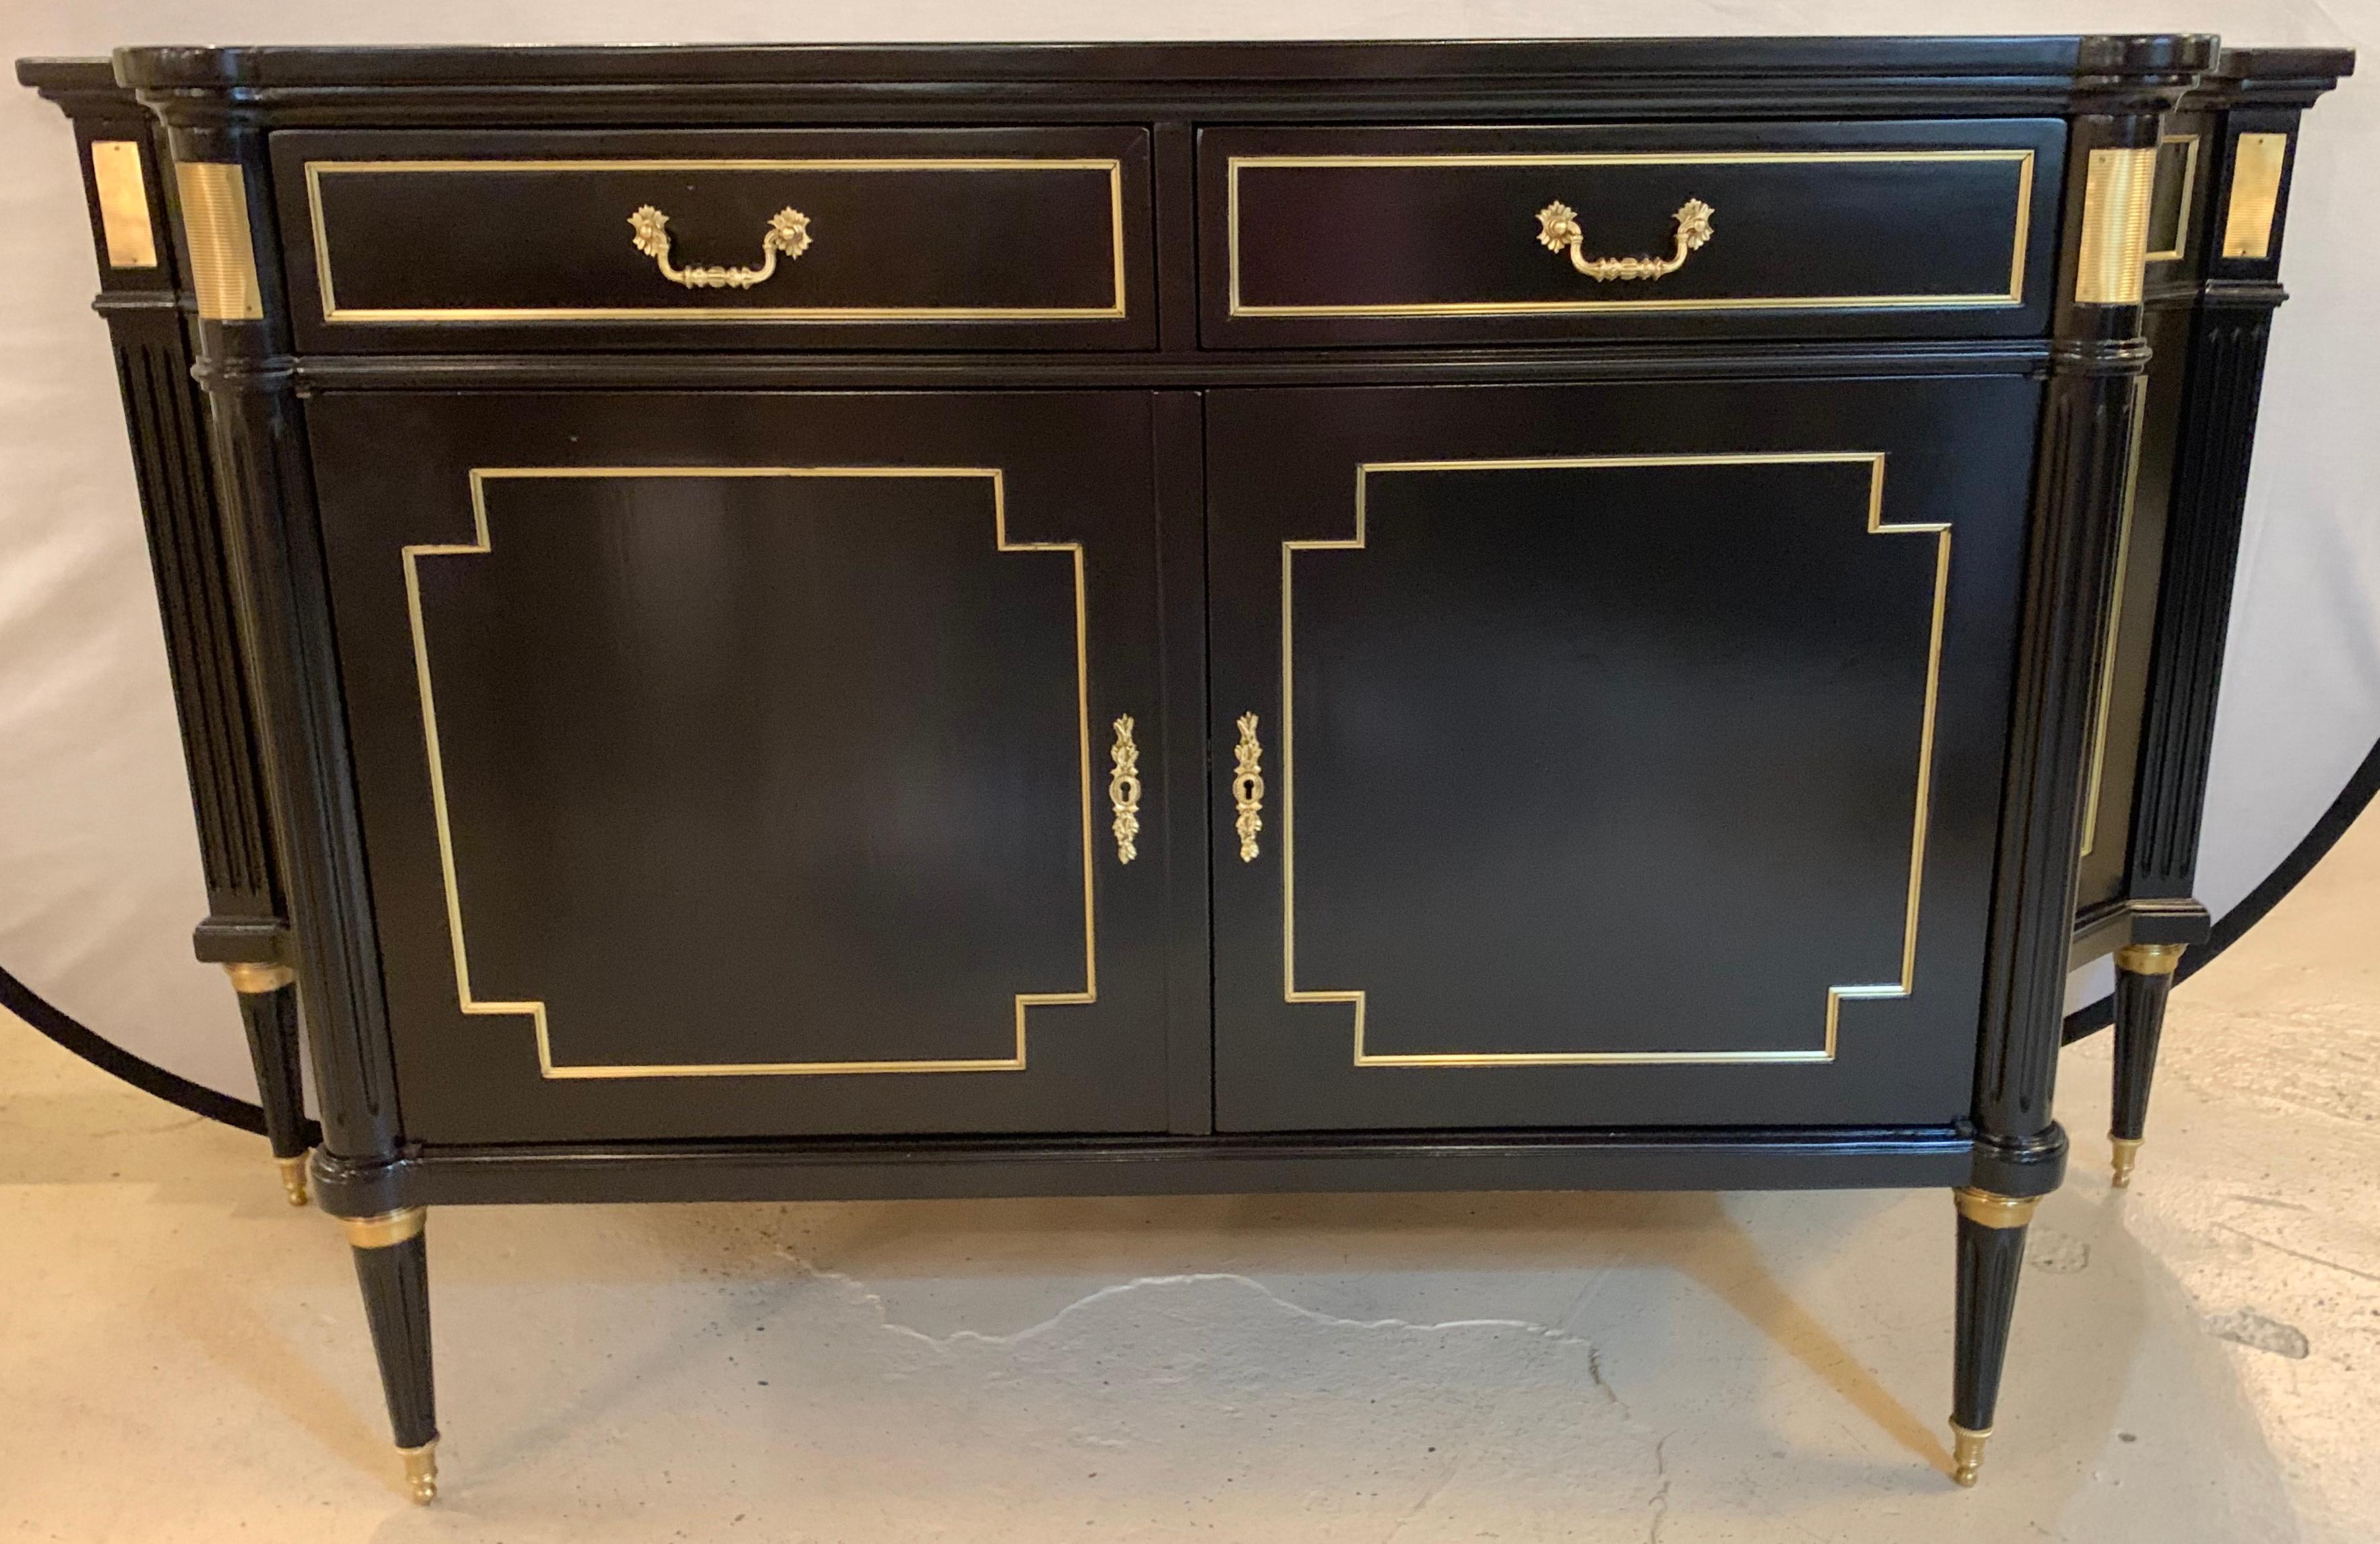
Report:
310,392,1179,1143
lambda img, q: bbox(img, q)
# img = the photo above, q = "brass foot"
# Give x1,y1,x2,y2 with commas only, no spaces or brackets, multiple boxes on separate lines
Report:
275,1154,311,1208
2110,1136,2143,1189
1949,1423,1991,1487
400,1438,438,1505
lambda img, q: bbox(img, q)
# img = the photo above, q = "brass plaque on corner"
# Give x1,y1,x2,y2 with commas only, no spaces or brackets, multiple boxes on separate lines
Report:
89,140,158,269
2222,133,2291,260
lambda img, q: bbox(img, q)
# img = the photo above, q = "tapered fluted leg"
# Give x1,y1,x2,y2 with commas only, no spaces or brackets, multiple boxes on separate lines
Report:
2110,943,2184,1187
224,963,310,1205
343,1208,439,1504
1950,1187,2040,1486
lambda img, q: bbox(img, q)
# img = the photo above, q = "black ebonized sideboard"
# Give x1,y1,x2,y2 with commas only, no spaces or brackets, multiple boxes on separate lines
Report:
19,36,2350,1504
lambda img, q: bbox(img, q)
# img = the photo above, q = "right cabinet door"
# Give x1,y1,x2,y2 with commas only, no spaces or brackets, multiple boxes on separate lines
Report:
1207,377,2038,1131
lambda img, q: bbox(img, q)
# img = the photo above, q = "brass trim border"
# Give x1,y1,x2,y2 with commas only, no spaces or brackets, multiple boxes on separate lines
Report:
89,141,159,269
2075,146,2156,305
306,158,1129,323
340,1207,426,1249
405,467,1095,1078
1283,452,1945,1066
2114,942,2186,976
2145,134,2200,264
174,162,264,320
2221,133,2291,260
1951,1187,2040,1229
222,961,296,995
1226,149,2036,317
2079,375,2153,859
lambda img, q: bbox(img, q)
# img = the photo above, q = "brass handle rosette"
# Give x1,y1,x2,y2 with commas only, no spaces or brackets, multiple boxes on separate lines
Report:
1534,197,1714,282
628,204,813,291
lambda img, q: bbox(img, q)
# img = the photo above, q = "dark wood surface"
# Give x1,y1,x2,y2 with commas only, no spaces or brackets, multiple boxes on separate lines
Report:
1202,120,2064,346
272,126,1156,353
17,33,2343,1197
310,390,1185,1143
1206,377,2036,1132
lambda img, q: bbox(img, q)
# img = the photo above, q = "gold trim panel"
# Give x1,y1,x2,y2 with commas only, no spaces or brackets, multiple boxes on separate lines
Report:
1226,149,2036,317
405,467,1096,1079
2075,146,2156,305
89,141,158,270
2221,133,2291,260
1282,452,1945,1066
307,158,1129,323
2145,134,2200,264
174,162,264,321
2079,375,2152,860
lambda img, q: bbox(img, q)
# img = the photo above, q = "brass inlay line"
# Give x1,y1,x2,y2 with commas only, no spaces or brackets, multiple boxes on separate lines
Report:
2075,146,2157,305
2080,375,2153,860
89,141,158,270
2146,134,2200,264
307,158,1129,323
174,162,264,321
406,466,1094,1079
1283,452,1943,1066
2221,133,2291,260
1226,149,2036,317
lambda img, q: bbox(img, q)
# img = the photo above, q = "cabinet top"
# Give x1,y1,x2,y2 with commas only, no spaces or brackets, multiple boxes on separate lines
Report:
86,36,2254,119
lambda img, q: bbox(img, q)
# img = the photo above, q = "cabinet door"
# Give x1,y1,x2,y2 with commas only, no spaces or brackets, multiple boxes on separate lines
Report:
1207,379,2037,1131
311,392,1181,1143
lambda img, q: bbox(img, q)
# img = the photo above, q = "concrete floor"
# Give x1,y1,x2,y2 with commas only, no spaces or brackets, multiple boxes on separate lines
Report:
2,813,2374,1541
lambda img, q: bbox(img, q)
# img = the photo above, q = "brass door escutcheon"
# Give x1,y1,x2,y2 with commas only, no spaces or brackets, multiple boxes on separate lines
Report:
1232,712,1265,862
1109,714,1143,865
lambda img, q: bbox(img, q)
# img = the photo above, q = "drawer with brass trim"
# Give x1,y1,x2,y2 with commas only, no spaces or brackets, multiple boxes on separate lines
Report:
270,128,1154,351
1200,121,2065,346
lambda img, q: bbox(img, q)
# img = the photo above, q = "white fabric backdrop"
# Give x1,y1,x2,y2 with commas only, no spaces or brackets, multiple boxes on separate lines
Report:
0,0,2369,1103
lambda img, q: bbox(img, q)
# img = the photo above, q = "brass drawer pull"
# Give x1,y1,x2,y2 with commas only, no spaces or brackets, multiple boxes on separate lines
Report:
1232,712,1265,862
1534,197,1715,282
627,204,812,290
1109,714,1144,865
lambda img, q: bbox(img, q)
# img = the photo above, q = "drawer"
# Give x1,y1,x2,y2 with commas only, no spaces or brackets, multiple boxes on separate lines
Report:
1200,122,2064,346
270,128,1154,351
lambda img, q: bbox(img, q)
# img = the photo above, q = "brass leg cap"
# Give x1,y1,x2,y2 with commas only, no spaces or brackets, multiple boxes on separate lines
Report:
400,1439,438,1505
276,1154,311,1208
2110,1137,2143,1189
1950,1423,1991,1487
